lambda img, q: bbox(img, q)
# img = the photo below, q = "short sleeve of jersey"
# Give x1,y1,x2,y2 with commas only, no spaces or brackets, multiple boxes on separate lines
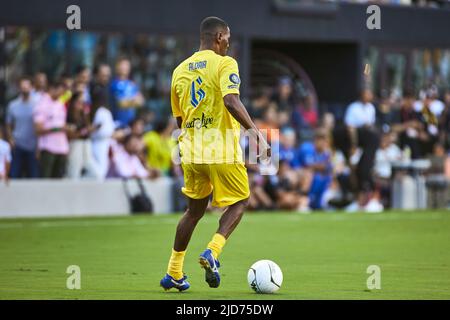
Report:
171,70,182,117
219,56,241,98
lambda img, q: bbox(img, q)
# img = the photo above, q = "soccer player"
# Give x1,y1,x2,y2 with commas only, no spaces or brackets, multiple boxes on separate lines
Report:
160,16,270,291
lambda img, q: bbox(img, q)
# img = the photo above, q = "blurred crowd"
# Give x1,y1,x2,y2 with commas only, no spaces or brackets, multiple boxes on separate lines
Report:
243,78,450,212
1,58,450,213
0,57,178,186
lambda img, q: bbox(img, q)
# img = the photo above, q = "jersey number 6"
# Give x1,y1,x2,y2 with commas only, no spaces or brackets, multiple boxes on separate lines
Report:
190,76,206,108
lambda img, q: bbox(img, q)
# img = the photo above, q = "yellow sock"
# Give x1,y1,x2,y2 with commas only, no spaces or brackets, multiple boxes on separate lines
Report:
166,249,186,280
207,233,227,259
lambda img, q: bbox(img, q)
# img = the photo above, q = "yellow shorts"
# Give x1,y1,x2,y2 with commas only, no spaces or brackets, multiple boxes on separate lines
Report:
181,163,250,207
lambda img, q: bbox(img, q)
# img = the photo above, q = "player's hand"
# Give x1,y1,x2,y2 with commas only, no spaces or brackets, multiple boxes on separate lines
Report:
257,140,271,163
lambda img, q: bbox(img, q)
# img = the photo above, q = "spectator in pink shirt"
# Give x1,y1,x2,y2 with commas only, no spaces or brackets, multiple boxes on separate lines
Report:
107,134,150,179
33,81,69,178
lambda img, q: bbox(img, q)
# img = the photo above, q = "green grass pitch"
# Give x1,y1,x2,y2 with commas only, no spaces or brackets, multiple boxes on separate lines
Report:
0,210,450,299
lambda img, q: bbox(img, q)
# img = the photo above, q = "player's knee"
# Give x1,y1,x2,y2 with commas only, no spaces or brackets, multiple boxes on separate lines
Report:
239,197,250,209
185,208,205,222
227,197,249,212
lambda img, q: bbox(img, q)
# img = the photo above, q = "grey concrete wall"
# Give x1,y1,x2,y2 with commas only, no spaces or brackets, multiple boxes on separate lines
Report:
0,178,174,218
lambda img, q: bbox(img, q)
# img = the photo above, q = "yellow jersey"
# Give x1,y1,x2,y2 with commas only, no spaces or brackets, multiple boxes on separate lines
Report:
171,50,243,164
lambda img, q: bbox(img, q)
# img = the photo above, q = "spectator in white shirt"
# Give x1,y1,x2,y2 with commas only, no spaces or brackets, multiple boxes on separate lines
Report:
414,86,445,118
344,89,376,128
342,89,382,212
374,132,402,208
375,132,403,179
90,92,115,179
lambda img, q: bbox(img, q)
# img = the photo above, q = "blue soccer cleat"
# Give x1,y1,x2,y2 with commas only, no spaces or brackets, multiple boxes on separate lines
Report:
160,273,190,292
199,249,221,288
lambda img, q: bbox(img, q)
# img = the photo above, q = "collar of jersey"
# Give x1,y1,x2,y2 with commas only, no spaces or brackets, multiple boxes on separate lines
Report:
195,49,215,55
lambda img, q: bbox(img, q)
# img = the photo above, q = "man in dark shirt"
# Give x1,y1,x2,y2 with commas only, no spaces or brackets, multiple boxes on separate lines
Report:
394,89,427,159
90,63,112,109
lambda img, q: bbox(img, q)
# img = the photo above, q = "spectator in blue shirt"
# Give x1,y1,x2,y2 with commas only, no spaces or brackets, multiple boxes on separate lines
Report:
279,127,301,169
298,129,333,209
5,76,40,178
110,57,145,127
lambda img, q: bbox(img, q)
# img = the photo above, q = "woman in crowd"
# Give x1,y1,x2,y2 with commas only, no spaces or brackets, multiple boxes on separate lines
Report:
66,92,100,179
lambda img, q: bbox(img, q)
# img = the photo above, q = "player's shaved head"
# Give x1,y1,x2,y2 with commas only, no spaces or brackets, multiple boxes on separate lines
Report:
200,16,228,41
199,17,230,56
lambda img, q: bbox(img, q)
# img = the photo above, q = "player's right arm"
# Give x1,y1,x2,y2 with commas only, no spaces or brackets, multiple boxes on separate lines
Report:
220,57,270,159
223,94,270,159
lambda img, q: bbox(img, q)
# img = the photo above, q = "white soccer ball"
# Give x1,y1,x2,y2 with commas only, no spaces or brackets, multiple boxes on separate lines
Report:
247,260,283,294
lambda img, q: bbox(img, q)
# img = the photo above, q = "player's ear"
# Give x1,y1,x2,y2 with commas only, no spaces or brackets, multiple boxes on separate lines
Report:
216,31,223,43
